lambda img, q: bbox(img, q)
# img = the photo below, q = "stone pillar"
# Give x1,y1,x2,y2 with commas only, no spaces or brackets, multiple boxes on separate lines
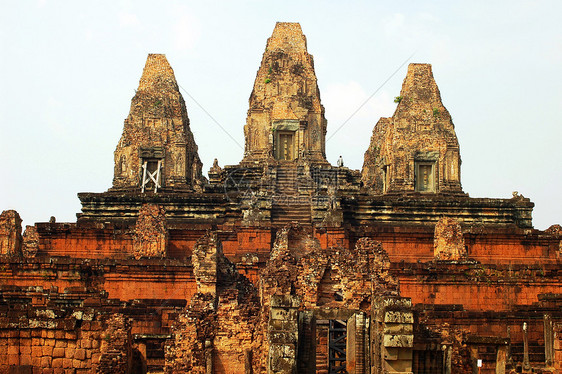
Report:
522,322,531,371
443,345,452,374
268,295,299,374
372,297,413,373
544,313,554,367
554,323,562,372
346,312,368,374
495,345,507,374
205,339,213,374
0,210,22,257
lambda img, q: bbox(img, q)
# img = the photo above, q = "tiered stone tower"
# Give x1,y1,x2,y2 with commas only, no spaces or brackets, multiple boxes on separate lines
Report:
361,63,463,195
112,54,203,192
242,22,328,165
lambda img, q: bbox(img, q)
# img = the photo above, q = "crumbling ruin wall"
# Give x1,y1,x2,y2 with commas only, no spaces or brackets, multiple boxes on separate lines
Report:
0,284,129,373
166,231,262,374
259,224,405,374
96,313,132,374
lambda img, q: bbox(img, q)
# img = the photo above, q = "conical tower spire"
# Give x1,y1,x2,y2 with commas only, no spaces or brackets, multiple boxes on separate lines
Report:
362,63,463,195
242,22,328,164
112,54,203,192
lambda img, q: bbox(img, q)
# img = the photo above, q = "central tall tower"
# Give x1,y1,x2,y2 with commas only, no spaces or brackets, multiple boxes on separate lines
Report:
242,22,328,165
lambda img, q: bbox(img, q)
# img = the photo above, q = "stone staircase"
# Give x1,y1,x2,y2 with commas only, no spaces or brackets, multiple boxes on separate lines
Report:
271,202,311,226
271,165,311,226
276,165,298,194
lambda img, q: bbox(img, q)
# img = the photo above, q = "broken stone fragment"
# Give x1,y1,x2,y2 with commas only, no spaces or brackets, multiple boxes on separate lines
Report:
0,209,22,257
22,225,39,257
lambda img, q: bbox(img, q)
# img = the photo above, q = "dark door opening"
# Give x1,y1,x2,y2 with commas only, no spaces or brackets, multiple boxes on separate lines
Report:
329,319,348,374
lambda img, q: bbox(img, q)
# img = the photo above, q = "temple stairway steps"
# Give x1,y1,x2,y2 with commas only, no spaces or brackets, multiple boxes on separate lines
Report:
271,202,311,226
271,165,312,226
276,165,297,194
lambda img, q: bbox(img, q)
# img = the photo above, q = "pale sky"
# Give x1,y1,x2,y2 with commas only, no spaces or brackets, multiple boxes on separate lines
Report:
1,1,561,230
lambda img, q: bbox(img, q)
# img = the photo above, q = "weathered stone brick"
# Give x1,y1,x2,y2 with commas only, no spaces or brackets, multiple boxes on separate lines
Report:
52,347,65,358
42,345,54,356
64,348,74,359
51,357,63,367
62,358,72,368
54,340,66,348
40,356,52,367
73,348,85,360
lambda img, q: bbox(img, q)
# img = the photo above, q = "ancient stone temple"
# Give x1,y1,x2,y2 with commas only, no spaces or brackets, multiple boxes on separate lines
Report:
1,22,562,374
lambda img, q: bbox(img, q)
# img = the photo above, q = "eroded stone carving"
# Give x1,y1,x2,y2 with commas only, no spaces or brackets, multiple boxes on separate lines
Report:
132,204,167,259
434,216,466,260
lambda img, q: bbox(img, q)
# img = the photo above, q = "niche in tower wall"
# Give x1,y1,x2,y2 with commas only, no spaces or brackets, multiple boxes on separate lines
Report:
276,131,295,161
140,147,164,192
415,162,435,193
273,120,299,161
382,165,390,193
141,159,162,192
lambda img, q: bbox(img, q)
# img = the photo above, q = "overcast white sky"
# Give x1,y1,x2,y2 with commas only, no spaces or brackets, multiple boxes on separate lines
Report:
1,1,561,230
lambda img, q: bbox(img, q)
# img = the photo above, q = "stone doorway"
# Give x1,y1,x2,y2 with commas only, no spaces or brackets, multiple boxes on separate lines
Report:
296,310,367,374
415,162,435,192
328,319,348,373
276,131,295,160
